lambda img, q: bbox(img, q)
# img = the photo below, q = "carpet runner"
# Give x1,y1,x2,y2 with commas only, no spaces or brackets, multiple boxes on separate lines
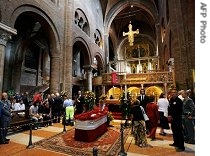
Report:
34,126,130,156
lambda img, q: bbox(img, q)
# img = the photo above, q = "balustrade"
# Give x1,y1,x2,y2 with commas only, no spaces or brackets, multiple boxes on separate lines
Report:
99,71,173,85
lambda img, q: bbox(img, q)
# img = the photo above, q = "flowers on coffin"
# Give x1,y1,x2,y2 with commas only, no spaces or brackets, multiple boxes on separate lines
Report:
107,111,114,122
91,114,96,117
84,91,96,111
74,109,108,121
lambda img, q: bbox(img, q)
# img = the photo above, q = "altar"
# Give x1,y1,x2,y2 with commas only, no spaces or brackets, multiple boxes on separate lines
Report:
74,108,108,142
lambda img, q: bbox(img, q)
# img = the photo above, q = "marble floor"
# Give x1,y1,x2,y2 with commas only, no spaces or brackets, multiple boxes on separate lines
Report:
0,120,195,156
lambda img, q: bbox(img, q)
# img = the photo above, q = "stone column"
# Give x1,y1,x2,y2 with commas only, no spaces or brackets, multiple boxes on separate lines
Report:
62,0,74,97
102,85,105,95
104,34,109,72
50,54,60,93
37,48,43,86
163,83,167,97
0,33,9,92
0,23,17,92
83,65,93,91
155,23,161,57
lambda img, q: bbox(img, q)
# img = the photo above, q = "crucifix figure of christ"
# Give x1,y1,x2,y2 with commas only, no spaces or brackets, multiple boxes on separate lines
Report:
123,22,139,46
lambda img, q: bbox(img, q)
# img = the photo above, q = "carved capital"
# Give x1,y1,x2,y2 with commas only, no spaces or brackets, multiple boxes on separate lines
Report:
0,22,17,46
0,32,11,46
83,65,93,72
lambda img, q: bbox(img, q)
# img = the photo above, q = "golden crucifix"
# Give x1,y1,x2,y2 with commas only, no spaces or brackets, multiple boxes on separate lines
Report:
123,22,139,46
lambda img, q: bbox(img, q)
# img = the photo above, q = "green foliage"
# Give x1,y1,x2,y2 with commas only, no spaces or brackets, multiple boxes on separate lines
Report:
107,111,114,122
7,89,15,97
84,91,95,111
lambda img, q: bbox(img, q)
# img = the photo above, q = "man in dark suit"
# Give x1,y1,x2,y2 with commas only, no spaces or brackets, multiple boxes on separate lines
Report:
53,92,63,123
137,88,150,134
168,88,185,152
0,92,12,144
137,88,149,112
75,91,85,114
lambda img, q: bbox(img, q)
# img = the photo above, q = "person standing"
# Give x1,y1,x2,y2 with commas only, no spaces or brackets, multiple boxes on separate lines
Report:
186,89,195,104
33,92,43,104
137,88,149,134
48,93,55,124
146,96,159,141
182,90,195,144
53,93,63,123
63,94,75,126
137,89,149,111
130,100,148,147
75,91,84,115
168,88,185,152
21,91,30,109
157,93,170,135
0,92,12,144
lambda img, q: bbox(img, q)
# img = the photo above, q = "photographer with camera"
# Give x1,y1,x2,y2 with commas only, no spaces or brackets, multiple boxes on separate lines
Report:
182,90,195,144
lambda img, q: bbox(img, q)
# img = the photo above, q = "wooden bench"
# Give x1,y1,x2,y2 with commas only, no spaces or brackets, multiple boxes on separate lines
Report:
9,109,31,131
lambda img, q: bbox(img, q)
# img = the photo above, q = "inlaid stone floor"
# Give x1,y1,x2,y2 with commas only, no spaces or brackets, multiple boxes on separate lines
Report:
0,120,195,156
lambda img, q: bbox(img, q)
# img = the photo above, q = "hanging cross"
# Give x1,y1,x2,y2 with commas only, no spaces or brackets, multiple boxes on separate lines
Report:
123,22,139,46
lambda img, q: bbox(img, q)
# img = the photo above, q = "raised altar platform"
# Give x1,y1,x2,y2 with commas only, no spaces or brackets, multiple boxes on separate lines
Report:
74,108,108,142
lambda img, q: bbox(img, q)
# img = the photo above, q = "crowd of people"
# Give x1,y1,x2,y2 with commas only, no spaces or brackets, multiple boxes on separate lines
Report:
0,90,87,144
130,88,195,152
0,87,195,151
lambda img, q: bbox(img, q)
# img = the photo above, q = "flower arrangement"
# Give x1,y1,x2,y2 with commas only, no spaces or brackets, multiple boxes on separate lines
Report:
84,91,95,111
107,111,114,122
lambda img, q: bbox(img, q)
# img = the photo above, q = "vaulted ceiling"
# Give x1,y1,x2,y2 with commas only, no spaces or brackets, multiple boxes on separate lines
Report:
100,0,159,38
99,0,159,61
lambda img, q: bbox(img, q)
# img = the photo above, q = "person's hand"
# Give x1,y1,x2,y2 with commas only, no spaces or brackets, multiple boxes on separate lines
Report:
188,115,193,119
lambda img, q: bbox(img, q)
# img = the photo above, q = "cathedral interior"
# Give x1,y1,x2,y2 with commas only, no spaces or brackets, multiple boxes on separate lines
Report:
0,0,196,155
0,0,195,99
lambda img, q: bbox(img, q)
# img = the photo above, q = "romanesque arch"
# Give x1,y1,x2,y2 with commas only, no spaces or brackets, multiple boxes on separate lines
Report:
72,38,91,96
3,5,60,94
